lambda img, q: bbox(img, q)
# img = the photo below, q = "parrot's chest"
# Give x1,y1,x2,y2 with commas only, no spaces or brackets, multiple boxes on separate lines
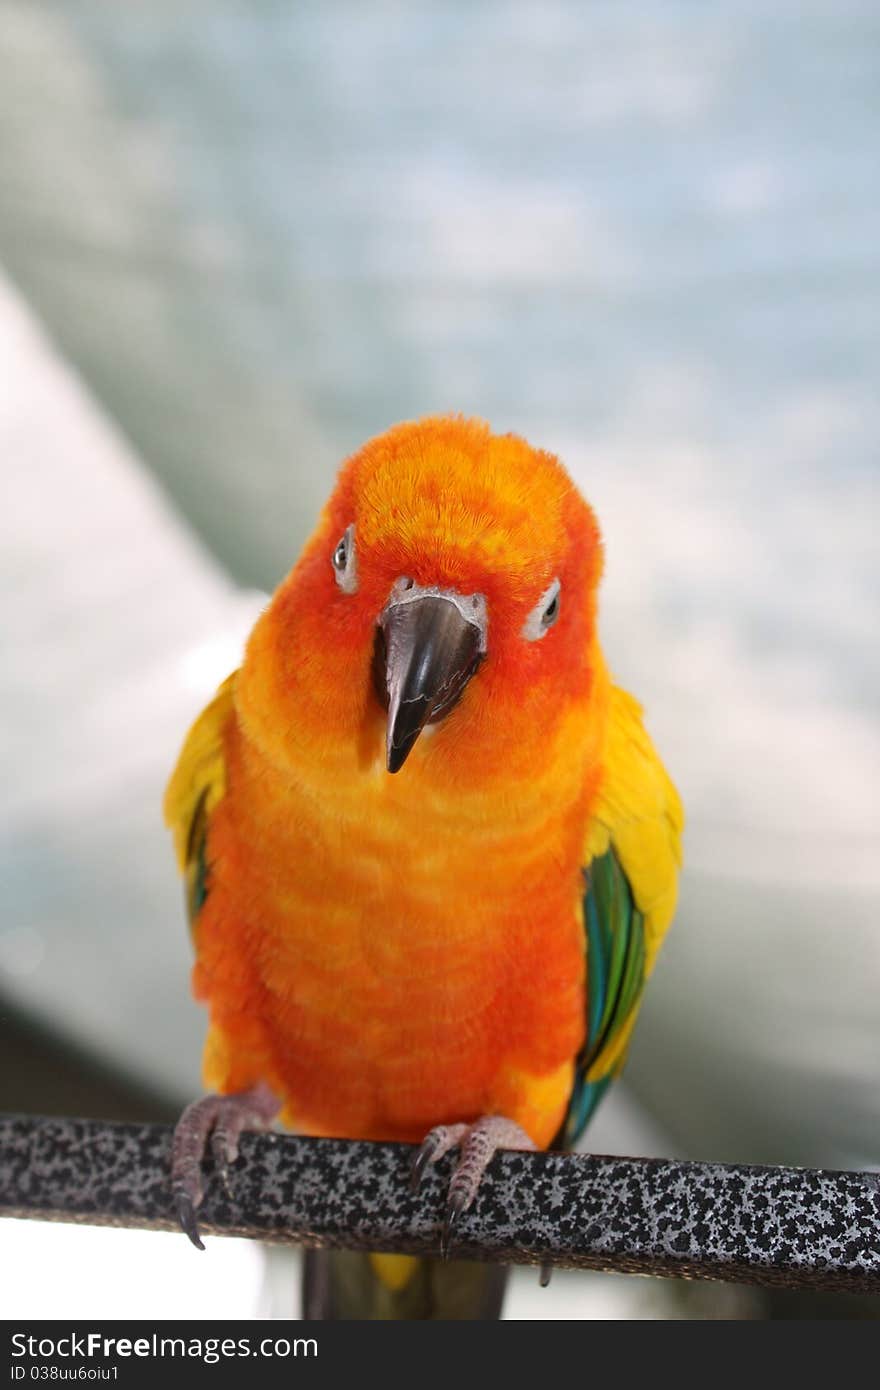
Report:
201,740,590,1143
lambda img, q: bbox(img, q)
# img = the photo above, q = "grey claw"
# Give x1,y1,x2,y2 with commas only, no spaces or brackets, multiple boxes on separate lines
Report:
441,1188,468,1259
410,1135,440,1193
539,1261,553,1288
176,1192,205,1251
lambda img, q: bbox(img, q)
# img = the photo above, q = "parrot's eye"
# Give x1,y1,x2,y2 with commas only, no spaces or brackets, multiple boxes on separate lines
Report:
522,578,561,641
331,524,358,594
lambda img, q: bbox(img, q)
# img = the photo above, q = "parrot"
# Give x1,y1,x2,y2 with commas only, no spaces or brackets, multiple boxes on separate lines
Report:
164,415,683,1319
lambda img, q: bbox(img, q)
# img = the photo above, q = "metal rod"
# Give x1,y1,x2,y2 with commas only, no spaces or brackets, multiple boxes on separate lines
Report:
2,1113,879,1293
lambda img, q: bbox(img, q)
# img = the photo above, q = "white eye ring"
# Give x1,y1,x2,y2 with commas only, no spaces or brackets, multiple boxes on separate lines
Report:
331,523,358,594
522,578,561,641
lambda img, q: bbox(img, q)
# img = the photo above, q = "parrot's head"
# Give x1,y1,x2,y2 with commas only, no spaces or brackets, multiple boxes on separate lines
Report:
241,416,606,784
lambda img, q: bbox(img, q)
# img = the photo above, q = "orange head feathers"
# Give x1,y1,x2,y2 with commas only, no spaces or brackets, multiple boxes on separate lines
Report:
236,415,605,788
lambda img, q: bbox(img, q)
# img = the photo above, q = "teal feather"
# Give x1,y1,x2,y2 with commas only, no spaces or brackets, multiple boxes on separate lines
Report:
556,848,647,1149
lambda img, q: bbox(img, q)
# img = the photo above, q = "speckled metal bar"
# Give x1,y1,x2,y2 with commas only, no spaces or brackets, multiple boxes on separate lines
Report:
2,1114,879,1292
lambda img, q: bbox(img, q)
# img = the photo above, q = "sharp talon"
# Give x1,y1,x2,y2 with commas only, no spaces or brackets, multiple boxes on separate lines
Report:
539,1262,553,1288
176,1192,205,1251
171,1086,280,1247
410,1137,438,1193
415,1116,534,1262
441,1189,467,1259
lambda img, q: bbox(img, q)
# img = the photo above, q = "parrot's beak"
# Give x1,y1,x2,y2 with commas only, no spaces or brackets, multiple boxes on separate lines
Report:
375,582,487,773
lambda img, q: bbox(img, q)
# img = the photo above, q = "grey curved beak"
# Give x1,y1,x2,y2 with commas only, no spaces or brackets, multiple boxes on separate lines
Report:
375,587,486,773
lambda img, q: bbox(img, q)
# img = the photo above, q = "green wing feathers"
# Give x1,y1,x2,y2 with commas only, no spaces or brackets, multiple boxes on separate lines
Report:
558,849,647,1146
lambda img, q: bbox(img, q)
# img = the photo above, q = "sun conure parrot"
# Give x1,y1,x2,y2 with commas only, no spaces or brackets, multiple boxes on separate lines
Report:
165,415,683,1319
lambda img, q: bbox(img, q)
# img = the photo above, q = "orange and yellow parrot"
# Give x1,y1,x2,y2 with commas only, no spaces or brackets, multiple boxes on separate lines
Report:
165,416,683,1319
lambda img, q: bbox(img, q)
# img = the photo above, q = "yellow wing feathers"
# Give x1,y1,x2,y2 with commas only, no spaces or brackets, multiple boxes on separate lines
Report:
164,673,236,872
587,684,684,973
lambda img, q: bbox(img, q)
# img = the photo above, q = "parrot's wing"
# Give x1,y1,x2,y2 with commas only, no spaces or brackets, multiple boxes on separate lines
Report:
559,685,684,1146
164,672,236,937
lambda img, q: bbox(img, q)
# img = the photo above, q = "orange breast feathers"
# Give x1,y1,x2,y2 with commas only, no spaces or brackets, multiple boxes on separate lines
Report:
168,416,628,1148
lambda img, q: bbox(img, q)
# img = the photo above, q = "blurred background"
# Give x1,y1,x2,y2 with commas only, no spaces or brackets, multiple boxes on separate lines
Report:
1,0,878,1319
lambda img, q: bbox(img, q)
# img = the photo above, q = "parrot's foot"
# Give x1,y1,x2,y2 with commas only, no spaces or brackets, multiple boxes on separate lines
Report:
411,1115,536,1257
171,1083,280,1250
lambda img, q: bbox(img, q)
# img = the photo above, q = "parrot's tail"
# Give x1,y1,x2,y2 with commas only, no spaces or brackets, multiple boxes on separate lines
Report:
302,1249,509,1320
